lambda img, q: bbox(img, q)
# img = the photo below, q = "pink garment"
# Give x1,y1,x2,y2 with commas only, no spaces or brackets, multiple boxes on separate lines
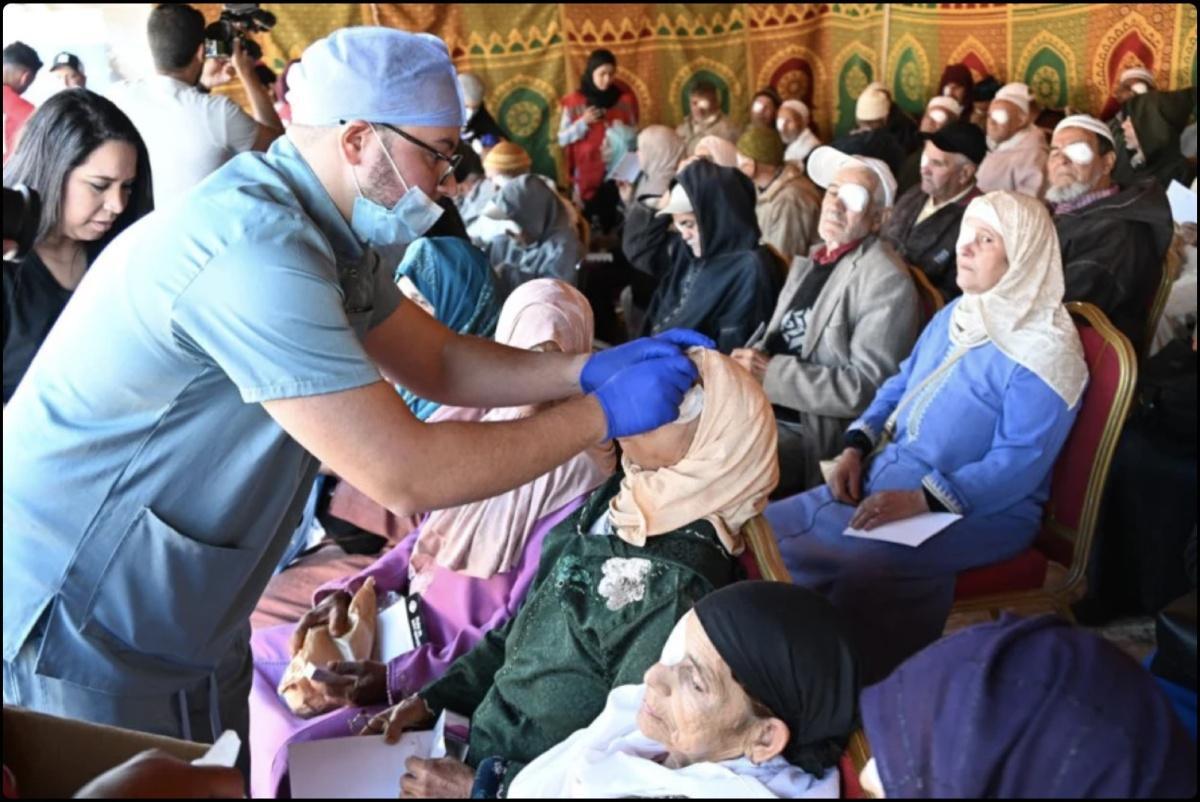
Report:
248,497,585,798
976,125,1049,199
695,134,740,168
409,279,615,586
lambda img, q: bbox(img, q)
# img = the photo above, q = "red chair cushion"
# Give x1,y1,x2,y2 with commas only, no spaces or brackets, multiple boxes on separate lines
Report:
954,548,1048,599
1046,326,1117,535
839,751,866,799
738,548,763,580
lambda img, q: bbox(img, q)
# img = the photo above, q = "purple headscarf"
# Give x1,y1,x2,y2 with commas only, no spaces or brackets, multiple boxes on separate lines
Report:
861,613,1196,798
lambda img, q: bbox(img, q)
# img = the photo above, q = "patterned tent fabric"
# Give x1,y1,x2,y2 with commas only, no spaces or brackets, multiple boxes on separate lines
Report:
202,4,1197,183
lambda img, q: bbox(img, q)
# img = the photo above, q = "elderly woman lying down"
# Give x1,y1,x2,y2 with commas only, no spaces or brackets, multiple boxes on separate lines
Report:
499,581,860,799
361,348,779,797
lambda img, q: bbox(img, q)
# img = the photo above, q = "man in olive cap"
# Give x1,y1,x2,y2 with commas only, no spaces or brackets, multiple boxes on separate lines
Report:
736,123,821,261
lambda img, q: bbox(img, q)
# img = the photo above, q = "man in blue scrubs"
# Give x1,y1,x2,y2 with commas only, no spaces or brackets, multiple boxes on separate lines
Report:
1,28,706,777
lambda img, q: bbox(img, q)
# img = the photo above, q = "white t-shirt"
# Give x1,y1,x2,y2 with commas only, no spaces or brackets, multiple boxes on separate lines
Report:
107,75,258,206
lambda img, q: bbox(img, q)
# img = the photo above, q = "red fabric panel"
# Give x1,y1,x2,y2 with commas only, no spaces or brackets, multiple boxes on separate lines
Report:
954,548,1047,599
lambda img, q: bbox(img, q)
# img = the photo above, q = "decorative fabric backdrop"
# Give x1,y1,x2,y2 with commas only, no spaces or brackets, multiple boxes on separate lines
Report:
201,3,1197,182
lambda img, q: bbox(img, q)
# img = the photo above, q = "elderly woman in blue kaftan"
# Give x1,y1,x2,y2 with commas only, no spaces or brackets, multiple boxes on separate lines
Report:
767,190,1089,684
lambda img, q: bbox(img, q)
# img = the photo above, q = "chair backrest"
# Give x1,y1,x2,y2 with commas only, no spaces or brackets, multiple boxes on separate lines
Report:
906,264,945,328
740,515,791,582
838,729,875,799
1037,302,1137,586
1143,245,1181,360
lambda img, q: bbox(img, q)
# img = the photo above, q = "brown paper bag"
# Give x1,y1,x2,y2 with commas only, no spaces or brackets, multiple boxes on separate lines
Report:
278,577,378,717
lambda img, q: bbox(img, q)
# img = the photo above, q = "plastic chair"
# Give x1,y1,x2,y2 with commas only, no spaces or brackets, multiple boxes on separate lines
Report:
952,302,1137,619
906,263,945,328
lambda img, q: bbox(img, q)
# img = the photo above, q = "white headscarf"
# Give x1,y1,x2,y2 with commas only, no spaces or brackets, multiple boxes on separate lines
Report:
508,684,839,799
951,192,1088,408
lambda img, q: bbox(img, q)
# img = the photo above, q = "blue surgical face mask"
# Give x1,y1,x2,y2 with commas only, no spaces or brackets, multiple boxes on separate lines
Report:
348,123,444,264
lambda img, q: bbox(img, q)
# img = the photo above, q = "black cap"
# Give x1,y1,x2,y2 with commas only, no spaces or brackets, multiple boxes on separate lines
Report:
50,51,84,74
922,121,988,165
972,76,1001,103
3,41,42,72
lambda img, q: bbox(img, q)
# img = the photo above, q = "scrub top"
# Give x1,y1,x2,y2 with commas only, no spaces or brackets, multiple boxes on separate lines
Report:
2,135,402,696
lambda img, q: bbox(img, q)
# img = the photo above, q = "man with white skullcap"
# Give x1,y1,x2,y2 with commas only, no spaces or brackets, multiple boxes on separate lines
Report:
1115,66,1157,107
976,82,1049,197
731,145,920,496
2,27,709,780
1048,113,1174,346
777,98,823,165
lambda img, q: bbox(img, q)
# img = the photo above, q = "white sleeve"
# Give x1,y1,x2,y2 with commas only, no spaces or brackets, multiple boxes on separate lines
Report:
210,94,259,154
557,108,590,147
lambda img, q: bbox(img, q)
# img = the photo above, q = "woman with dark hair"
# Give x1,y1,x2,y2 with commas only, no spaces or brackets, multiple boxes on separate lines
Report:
2,88,153,402
556,48,638,225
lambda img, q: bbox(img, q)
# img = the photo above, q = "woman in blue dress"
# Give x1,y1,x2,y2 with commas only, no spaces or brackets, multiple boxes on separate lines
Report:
767,190,1089,683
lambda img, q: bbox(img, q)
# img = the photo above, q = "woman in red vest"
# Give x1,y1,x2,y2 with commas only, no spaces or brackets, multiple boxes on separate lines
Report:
557,49,638,227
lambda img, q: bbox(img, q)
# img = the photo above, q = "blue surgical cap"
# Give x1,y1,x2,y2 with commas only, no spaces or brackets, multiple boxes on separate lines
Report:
287,27,464,129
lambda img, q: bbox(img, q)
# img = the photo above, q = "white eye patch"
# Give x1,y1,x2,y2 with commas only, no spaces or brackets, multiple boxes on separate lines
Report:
752,101,768,116
837,183,870,213
775,117,788,133
919,152,931,170
675,384,705,424
1131,81,1149,95
1062,141,1095,165
696,100,713,113
943,85,955,97
929,109,949,124
659,617,687,666
989,108,1010,125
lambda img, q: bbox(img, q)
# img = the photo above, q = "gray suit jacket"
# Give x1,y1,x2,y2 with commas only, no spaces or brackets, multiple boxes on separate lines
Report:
762,234,921,490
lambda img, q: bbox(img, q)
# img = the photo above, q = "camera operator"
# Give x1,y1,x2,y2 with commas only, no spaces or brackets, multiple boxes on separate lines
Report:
107,3,282,205
2,89,153,403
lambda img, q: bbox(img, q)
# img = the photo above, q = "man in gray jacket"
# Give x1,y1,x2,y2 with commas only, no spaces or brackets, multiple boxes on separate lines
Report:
733,146,920,497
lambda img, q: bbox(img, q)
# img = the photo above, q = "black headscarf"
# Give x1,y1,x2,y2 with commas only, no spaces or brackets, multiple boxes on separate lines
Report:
676,158,761,260
580,49,620,109
694,582,860,776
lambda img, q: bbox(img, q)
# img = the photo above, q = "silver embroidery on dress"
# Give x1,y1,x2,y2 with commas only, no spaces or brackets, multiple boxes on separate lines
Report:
597,557,653,611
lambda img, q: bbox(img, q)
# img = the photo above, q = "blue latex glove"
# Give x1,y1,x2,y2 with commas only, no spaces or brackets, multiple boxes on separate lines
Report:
580,329,714,393
592,353,699,440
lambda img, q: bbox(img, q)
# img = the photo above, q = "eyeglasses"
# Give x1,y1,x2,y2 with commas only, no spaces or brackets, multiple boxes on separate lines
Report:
379,123,461,186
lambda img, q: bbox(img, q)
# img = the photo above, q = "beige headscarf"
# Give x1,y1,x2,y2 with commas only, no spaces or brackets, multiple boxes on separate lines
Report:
951,191,1088,408
409,279,617,586
695,134,740,168
636,125,687,198
607,349,779,554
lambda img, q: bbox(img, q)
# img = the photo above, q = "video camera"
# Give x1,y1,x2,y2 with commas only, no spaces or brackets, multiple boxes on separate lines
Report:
204,3,276,62
3,185,41,261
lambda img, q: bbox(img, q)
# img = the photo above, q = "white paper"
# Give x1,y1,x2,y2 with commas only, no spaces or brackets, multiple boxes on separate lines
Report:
1167,180,1197,224
609,151,641,184
844,512,962,548
289,730,435,799
377,596,418,663
192,729,241,768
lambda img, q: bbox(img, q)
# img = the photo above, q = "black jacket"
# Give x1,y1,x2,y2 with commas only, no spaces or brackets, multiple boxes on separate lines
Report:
1054,179,1174,348
641,160,777,353
881,184,982,301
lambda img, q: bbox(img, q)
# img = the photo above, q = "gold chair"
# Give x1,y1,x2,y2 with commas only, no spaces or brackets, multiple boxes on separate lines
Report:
741,514,791,582
906,263,945,328
952,302,1137,620
1142,245,1182,360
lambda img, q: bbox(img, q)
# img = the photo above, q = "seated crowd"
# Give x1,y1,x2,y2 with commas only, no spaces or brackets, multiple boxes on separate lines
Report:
1,7,1197,800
